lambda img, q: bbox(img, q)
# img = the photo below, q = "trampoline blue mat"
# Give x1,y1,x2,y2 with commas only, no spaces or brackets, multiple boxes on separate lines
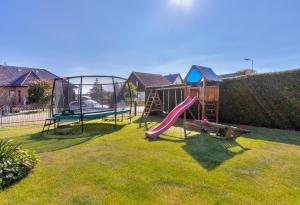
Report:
54,108,131,120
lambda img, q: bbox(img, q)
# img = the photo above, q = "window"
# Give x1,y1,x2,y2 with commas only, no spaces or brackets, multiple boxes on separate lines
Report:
9,90,15,97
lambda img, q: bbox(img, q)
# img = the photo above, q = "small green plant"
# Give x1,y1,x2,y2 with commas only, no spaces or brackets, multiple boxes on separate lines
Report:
0,139,38,189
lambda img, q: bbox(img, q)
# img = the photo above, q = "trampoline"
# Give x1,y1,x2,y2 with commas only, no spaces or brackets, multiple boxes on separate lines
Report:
50,75,133,132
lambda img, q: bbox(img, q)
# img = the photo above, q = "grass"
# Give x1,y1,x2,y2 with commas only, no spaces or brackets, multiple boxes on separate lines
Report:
0,117,300,204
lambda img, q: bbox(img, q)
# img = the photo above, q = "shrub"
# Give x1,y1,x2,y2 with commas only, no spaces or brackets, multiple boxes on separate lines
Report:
28,80,52,104
0,139,38,189
219,69,300,130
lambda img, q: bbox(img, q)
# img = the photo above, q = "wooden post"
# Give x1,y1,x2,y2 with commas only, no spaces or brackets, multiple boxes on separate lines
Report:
175,89,177,106
180,89,183,102
216,101,219,123
183,85,187,138
202,79,206,120
167,90,170,113
162,90,165,112
198,101,201,120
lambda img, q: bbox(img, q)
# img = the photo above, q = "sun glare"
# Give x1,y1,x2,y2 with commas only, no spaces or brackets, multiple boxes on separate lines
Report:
170,0,193,8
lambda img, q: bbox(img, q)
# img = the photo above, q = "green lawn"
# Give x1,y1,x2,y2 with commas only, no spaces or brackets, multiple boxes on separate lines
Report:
0,117,300,205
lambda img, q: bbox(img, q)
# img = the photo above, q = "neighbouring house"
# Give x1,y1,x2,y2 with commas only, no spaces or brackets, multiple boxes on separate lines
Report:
218,70,254,79
128,72,171,102
0,65,58,106
164,73,183,84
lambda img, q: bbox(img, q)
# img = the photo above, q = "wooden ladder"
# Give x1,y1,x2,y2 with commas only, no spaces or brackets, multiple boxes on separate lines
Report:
139,89,163,128
41,118,58,136
204,102,219,122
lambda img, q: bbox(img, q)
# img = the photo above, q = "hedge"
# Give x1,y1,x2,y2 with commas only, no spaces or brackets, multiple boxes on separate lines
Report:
219,69,300,130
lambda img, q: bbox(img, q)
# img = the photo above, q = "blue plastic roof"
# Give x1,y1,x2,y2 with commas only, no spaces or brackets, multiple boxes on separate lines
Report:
184,65,221,85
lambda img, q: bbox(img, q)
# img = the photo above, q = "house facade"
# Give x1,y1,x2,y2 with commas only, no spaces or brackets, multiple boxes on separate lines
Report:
0,65,58,106
164,73,183,84
128,72,171,102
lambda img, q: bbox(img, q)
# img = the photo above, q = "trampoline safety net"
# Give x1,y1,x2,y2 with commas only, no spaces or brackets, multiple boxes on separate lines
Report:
51,76,132,117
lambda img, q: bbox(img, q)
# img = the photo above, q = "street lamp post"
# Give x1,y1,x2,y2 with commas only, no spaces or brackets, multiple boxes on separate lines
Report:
244,58,254,73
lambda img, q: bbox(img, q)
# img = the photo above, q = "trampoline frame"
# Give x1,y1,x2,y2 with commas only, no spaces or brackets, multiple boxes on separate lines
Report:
50,75,133,132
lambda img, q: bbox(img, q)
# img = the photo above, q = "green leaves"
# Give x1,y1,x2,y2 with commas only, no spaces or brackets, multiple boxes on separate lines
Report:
27,80,52,104
0,139,38,189
219,69,300,130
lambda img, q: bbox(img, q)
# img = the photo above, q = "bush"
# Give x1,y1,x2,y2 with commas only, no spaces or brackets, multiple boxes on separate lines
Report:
28,80,52,104
219,69,300,130
0,139,38,189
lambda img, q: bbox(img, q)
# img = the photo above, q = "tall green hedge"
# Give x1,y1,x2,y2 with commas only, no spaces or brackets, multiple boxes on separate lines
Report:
219,69,300,130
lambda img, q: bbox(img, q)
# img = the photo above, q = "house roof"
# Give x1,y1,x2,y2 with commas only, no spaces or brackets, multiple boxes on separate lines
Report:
130,72,171,87
184,65,221,84
218,71,248,79
164,73,183,83
0,65,58,87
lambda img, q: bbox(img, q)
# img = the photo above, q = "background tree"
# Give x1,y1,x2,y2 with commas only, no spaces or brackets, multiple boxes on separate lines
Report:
89,78,103,101
124,82,137,100
28,80,52,104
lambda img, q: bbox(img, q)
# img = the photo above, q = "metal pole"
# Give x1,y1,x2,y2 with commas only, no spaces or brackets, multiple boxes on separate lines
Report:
126,80,132,123
112,76,117,128
100,83,104,108
244,58,254,73
50,79,56,118
80,76,84,133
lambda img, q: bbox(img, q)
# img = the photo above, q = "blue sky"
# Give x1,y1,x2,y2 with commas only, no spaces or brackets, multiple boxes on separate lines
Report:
0,0,299,78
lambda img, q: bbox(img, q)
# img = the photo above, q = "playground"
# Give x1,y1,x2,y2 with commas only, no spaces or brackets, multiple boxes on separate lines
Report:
1,65,300,204
0,118,300,204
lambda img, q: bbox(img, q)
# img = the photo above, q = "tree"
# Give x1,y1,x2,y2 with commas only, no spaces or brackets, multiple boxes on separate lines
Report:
28,80,52,104
89,78,103,101
124,82,137,100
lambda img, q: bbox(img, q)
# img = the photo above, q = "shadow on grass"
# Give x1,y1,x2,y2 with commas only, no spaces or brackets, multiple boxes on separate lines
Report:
182,133,249,171
136,116,300,170
140,115,300,145
14,122,125,153
157,132,249,171
242,126,300,146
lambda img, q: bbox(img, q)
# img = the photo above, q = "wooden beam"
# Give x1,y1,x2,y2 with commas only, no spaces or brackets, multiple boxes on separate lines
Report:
202,79,206,120
184,120,249,133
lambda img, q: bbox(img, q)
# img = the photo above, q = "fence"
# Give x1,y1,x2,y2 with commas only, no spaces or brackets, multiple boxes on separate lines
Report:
0,103,144,128
0,104,50,128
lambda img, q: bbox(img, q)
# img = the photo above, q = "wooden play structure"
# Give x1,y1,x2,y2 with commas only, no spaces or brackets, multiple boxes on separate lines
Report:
183,120,249,139
140,85,185,128
143,65,249,140
140,65,220,126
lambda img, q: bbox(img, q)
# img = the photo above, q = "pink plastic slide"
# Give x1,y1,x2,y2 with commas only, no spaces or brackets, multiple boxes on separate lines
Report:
145,96,196,139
